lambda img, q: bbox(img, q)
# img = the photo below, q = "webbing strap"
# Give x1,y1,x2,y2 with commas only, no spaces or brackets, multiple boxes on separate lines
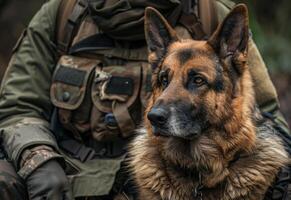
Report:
198,0,218,37
69,33,115,54
59,139,95,162
112,101,136,138
178,0,218,40
58,109,83,141
57,0,88,54
179,13,206,40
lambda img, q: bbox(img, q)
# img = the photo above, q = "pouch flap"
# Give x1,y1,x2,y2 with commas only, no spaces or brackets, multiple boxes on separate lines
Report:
51,56,99,110
92,64,141,113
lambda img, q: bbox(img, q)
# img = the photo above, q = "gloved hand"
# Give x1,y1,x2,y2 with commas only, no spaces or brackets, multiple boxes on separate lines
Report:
26,159,73,200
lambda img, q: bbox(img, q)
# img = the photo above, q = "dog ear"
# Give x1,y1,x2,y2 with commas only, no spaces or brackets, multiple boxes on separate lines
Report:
145,7,178,70
208,4,249,61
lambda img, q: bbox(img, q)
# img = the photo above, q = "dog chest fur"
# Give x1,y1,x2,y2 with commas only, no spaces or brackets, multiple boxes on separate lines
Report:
129,123,288,200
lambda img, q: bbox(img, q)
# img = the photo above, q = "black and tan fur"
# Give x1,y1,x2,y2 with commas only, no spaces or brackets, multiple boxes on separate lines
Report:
129,4,289,200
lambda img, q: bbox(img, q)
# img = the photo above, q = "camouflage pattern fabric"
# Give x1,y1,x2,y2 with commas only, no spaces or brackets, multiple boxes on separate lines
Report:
18,145,62,179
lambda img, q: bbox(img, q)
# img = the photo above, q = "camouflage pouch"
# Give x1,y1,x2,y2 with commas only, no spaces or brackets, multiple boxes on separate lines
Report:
51,55,98,140
50,55,149,142
91,62,142,141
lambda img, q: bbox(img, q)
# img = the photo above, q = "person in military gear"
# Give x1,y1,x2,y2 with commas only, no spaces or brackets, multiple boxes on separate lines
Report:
0,0,290,199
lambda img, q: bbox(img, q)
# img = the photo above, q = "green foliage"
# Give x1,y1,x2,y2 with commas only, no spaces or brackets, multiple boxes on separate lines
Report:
235,0,291,72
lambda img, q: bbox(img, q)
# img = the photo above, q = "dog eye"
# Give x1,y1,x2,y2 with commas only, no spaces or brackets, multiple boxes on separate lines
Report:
189,75,206,87
159,71,169,88
194,77,204,85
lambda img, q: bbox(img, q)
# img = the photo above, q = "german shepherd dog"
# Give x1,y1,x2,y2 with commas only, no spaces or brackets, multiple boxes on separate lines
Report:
129,4,289,200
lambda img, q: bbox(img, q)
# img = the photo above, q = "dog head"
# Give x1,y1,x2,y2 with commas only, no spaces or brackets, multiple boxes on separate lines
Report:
144,5,255,143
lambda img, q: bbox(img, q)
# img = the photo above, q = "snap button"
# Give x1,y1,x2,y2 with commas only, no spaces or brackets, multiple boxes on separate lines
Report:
62,92,71,102
104,113,117,127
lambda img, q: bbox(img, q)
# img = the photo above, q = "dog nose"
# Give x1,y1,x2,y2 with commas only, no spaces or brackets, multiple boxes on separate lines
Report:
147,108,168,126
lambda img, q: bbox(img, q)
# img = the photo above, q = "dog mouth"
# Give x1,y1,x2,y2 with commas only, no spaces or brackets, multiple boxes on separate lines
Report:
151,126,169,137
151,124,202,140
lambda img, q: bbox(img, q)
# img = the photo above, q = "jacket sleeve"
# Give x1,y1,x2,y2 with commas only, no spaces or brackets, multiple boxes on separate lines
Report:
216,0,290,134
0,0,62,169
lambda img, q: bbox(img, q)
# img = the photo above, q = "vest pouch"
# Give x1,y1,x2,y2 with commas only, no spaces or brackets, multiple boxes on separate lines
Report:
91,64,142,141
51,55,99,140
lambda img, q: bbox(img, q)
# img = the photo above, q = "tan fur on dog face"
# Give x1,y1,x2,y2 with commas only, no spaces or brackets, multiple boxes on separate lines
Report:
146,38,256,164
129,5,289,200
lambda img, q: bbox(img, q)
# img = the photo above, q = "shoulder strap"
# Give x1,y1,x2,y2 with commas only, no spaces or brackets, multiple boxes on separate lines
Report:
179,12,206,40
56,0,88,55
179,0,218,40
198,0,218,37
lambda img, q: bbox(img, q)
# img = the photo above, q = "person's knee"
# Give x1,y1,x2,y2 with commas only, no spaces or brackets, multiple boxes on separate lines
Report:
0,160,27,199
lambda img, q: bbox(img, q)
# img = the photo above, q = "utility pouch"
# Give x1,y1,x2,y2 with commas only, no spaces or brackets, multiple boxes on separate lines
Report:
51,55,99,140
51,55,147,142
91,63,142,141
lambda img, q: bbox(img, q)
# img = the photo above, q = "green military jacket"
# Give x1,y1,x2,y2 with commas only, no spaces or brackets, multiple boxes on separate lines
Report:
0,0,289,198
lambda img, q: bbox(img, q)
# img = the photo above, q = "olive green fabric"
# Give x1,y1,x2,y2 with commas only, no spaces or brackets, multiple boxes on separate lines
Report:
0,0,61,168
88,0,182,41
216,0,235,10
63,152,125,197
0,118,60,170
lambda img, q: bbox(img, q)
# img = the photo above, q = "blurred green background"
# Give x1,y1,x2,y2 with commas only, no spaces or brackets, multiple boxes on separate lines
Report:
0,0,290,126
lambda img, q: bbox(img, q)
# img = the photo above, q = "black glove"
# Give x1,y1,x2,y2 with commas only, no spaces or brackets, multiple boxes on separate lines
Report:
26,159,73,200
